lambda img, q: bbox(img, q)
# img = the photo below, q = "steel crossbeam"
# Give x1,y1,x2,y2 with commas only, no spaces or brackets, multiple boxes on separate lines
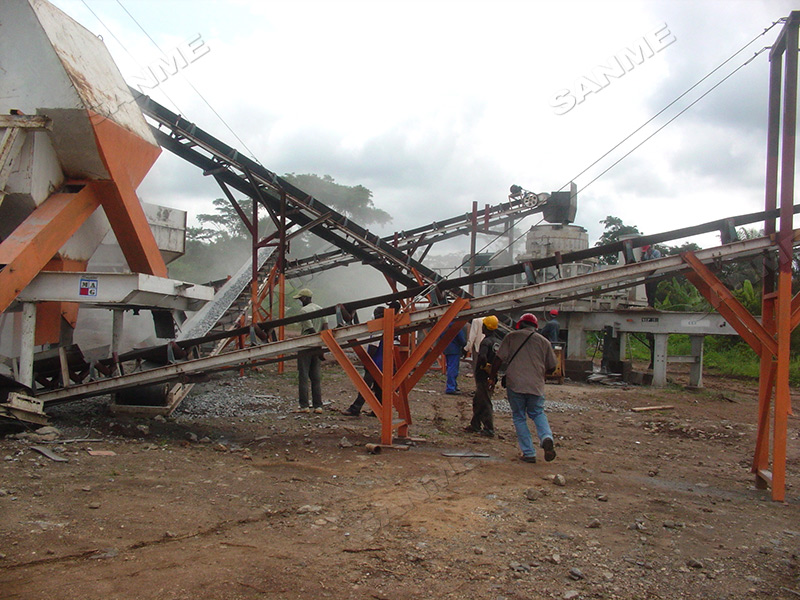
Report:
33,232,783,408
132,90,462,295
284,197,542,278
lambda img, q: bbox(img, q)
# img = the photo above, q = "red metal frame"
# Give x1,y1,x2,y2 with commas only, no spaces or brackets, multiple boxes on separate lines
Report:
320,297,470,444
681,12,800,502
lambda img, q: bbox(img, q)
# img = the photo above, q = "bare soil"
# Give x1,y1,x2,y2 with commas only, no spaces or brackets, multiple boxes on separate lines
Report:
2,360,800,600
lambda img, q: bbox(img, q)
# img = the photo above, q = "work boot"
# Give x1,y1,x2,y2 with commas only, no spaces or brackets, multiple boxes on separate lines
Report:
542,437,556,462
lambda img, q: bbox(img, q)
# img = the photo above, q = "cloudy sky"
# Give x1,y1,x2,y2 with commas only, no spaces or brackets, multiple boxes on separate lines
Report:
50,0,796,258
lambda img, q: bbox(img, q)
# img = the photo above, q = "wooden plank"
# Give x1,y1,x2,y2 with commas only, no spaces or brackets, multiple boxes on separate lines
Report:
631,405,675,412
441,451,491,458
58,346,71,388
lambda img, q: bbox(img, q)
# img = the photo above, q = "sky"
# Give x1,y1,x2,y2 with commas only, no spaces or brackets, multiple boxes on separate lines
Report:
49,0,798,260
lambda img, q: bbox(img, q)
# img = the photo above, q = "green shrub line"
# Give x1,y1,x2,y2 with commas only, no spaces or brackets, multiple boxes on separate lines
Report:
590,333,800,387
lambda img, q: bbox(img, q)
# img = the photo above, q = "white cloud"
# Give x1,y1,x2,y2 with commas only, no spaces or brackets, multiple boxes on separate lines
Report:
50,0,798,259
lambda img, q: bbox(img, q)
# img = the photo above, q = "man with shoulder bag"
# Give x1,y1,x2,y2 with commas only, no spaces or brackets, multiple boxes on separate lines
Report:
493,313,558,464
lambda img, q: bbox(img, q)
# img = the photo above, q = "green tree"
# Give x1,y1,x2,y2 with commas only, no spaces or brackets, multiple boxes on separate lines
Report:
595,216,641,265
170,175,388,284
663,241,701,256
190,197,276,244
656,278,709,312
282,173,391,226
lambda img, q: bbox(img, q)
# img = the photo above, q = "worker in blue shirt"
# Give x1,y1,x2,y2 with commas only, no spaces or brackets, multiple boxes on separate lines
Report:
444,325,467,394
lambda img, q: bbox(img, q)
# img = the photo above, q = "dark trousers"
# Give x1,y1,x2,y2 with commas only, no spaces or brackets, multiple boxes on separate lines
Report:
298,350,322,408
470,377,494,432
349,371,382,413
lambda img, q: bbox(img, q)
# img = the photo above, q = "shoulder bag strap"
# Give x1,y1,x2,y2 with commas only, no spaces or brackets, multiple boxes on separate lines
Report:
505,330,536,369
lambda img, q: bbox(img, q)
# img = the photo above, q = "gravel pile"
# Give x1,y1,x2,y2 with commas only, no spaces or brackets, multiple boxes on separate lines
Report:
175,377,294,419
493,398,587,413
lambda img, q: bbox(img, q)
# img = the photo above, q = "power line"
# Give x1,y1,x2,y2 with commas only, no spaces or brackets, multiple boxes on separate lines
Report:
439,20,783,296
79,0,184,116
578,46,770,195
116,0,263,165
559,17,784,195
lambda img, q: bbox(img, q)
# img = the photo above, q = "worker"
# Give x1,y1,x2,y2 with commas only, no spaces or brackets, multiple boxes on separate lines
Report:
493,313,557,463
444,324,468,395
539,309,561,345
341,307,386,417
465,315,500,437
466,317,486,370
640,244,661,307
294,288,329,413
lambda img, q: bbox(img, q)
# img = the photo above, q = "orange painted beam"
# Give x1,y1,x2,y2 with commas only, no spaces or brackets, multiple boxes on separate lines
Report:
394,298,470,388
320,329,382,417
0,185,102,313
753,358,777,476
394,335,412,438
772,268,793,501
381,308,396,444
683,252,777,356
790,290,800,330
89,111,167,277
753,293,777,479
35,257,88,345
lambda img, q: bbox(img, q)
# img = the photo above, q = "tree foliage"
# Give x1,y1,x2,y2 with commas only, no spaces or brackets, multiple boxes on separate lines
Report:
189,197,276,244
656,278,709,312
170,174,388,284
595,216,641,265
282,173,391,226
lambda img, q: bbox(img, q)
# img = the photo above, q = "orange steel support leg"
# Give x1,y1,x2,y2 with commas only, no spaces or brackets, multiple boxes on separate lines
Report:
89,112,167,277
0,184,102,313
278,272,286,374
321,329,383,418
753,292,777,487
322,299,470,445
772,270,793,501
682,253,776,356
381,308,396,444
35,257,88,346
395,334,412,438
753,357,777,488
753,12,800,501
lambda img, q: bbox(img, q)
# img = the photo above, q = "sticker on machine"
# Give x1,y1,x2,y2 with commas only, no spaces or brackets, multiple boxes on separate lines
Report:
681,319,710,328
79,277,98,297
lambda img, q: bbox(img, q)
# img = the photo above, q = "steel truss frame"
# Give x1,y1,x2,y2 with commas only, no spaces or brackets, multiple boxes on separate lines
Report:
33,233,787,450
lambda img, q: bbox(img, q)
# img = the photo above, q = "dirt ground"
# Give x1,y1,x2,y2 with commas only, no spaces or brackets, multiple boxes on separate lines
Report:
2,359,800,600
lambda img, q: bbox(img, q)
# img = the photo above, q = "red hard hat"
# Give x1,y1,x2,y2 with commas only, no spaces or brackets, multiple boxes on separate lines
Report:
549,309,559,316
516,313,538,329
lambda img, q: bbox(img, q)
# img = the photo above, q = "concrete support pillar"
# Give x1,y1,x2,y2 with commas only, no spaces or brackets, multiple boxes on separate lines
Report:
652,333,669,387
19,302,36,389
111,309,124,355
689,335,704,388
619,332,628,360
567,313,586,359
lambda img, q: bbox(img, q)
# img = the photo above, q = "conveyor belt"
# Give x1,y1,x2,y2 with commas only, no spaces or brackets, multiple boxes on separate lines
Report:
35,232,781,405
133,90,464,294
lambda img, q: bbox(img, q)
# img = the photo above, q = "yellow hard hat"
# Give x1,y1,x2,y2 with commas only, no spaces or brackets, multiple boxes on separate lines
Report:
483,315,499,330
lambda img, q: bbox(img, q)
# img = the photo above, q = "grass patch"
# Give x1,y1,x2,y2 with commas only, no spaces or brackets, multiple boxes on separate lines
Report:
589,332,800,386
